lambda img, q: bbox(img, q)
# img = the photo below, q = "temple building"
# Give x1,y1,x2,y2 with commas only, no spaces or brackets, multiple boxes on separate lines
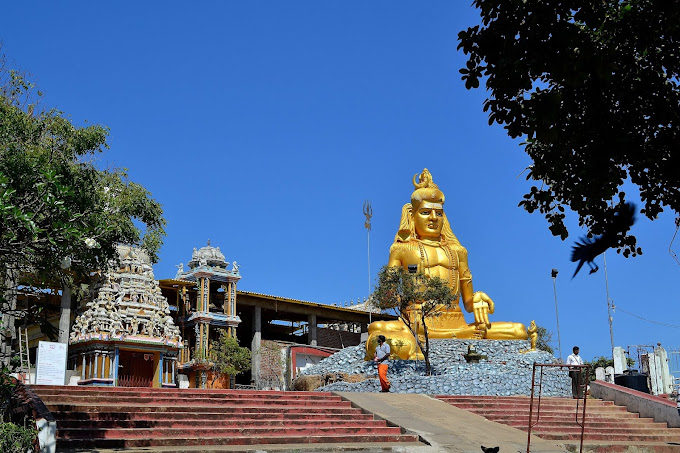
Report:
159,242,242,388
14,241,394,390
157,242,396,389
68,245,182,388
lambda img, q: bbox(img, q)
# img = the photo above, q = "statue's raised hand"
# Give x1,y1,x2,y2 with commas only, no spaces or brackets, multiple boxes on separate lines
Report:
472,291,495,330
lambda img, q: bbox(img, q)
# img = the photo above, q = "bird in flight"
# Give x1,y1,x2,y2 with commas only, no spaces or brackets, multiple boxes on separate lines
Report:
571,202,637,277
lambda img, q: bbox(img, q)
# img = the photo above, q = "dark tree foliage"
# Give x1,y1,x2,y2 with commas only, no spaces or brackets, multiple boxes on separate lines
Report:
459,1,680,255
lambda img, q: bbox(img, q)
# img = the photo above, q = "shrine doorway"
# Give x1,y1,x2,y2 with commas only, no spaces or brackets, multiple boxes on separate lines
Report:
118,350,155,387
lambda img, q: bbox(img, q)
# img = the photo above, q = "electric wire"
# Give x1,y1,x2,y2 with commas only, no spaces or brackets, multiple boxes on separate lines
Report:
615,305,680,329
670,218,680,266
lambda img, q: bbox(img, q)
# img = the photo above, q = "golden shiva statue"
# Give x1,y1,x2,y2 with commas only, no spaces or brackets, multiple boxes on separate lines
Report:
366,169,527,360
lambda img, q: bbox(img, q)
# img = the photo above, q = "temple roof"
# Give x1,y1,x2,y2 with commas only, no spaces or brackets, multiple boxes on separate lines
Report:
188,241,227,269
175,241,241,282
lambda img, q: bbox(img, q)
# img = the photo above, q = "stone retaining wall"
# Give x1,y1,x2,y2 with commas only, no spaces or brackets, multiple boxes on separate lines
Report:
591,380,680,427
300,339,571,396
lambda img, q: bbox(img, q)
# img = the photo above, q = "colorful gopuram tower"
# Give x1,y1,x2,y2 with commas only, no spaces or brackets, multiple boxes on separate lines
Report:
69,245,182,387
173,241,242,388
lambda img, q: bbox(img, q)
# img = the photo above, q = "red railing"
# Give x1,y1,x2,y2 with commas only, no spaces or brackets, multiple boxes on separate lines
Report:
527,363,590,453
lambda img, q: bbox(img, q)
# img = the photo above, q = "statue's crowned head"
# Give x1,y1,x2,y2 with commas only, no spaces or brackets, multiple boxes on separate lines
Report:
410,168,444,209
395,169,460,245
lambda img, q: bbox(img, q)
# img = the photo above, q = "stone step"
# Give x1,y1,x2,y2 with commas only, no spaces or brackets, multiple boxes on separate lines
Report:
40,396,349,407
52,410,375,422
437,396,619,410
47,404,362,415
58,418,388,429
58,425,406,439
437,398,611,405
36,387,421,450
527,425,678,436
33,387,337,400
436,395,611,403
436,395,596,401
436,395,680,446
56,433,419,449
32,385,329,397
501,418,662,428
442,402,630,414
564,441,680,453
538,431,680,442
461,407,640,419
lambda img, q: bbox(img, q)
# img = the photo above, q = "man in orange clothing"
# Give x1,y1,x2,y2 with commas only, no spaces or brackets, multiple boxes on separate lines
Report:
373,335,391,392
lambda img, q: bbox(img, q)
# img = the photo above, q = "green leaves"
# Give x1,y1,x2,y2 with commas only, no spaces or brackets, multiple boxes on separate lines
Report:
0,422,37,453
372,265,457,374
209,332,251,377
373,266,457,316
0,54,166,301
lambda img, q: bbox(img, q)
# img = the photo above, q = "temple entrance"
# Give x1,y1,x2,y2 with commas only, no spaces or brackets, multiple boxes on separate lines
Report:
118,350,155,387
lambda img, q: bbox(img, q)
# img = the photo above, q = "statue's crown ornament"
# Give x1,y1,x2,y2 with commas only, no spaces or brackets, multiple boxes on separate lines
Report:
411,168,444,206
412,168,439,190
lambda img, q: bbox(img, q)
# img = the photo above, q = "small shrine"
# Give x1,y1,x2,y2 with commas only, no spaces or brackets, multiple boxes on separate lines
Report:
69,245,182,387
170,241,242,388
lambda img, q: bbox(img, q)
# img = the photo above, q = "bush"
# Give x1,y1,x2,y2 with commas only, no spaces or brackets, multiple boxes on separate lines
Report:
0,422,36,453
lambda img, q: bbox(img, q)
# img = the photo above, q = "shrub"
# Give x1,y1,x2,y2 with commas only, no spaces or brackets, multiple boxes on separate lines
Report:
0,422,36,453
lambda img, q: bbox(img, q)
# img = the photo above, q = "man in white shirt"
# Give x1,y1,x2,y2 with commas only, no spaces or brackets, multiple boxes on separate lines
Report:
374,335,391,392
566,346,585,398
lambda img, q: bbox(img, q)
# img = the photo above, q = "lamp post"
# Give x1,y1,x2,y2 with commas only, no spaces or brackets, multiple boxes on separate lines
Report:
551,268,563,362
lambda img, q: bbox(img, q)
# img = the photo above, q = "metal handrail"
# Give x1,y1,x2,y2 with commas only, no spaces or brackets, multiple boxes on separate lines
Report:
527,363,590,453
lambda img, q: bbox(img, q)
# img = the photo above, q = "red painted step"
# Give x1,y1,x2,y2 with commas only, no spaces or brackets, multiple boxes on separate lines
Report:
31,385,420,450
55,433,414,449
436,395,680,448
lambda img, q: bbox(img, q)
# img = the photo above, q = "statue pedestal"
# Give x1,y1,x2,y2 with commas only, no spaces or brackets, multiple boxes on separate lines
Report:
300,338,572,397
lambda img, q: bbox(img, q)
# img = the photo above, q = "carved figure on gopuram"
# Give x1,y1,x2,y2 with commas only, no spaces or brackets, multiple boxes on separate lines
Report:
366,169,527,360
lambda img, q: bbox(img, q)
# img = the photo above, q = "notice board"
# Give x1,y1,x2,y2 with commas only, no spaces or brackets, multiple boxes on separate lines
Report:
35,341,68,385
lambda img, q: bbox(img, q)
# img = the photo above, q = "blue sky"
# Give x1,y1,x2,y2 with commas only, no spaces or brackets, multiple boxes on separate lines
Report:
3,2,679,363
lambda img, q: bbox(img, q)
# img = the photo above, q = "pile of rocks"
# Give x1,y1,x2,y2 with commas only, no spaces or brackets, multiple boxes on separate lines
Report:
300,339,571,396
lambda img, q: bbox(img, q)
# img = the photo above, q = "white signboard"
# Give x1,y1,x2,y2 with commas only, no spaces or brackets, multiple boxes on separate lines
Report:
35,341,67,385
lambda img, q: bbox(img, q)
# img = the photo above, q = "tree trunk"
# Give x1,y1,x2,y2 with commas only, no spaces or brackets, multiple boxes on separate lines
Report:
398,312,422,363
422,318,431,376
58,280,71,344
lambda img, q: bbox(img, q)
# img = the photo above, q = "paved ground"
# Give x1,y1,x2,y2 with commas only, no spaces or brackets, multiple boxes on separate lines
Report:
337,392,568,453
63,392,570,453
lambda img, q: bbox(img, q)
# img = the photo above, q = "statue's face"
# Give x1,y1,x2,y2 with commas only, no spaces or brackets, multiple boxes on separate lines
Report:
413,201,444,240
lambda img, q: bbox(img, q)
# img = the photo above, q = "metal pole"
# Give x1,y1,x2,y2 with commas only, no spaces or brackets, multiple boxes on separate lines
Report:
363,201,373,324
526,363,537,453
367,228,371,324
552,269,563,362
604,252,615,353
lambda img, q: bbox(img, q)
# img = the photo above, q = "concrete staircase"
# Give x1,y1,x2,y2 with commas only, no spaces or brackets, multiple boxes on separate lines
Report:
436,395,680,451
32,385,419,450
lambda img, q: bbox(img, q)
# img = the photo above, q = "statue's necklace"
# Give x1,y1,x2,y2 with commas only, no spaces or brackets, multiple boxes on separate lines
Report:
415,238,458,288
